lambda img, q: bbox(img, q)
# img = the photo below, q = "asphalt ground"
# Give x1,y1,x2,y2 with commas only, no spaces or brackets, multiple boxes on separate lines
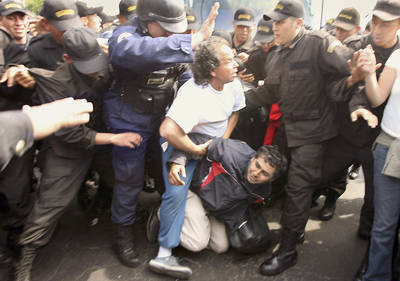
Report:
30,176,367,281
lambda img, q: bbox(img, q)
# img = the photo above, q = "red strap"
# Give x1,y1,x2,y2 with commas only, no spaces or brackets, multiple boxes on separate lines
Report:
200,161,226,190
263,103,282,145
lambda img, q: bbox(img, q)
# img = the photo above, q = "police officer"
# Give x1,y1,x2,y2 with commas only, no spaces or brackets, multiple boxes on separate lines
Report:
244,0,359,276
231,8,255,54
117,0,137,25
103,0,218,268
0,2,33,280
27,0,82,70
333,7,361,44
75,1,103,33
14,27,142,281
0,0,28,75
317,7,362,222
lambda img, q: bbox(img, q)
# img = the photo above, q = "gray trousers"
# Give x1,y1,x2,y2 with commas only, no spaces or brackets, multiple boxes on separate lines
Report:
19,145,92,247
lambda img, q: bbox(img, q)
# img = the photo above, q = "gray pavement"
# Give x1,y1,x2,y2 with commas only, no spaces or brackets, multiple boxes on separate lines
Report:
31,177,367,281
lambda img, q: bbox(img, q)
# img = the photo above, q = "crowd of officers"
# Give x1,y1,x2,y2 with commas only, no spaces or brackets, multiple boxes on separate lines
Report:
0,0,399,280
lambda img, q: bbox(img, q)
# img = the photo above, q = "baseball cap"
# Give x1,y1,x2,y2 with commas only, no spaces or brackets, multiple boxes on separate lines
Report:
119,0,137,16
62,27,108,74
0,0,27,16
333,8,360,31
264,0,305,21
40,0,82,31
76,1,103,17
254,19,274,44
233,8,255,27
99,12,116,24
373,0,400,21
185,7,199,30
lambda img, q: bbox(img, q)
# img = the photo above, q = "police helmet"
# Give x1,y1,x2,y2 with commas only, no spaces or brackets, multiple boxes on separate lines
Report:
136,0,187,33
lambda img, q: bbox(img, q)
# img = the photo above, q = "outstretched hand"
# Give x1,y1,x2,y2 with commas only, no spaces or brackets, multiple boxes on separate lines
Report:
23,98,93,139
191,2,219,49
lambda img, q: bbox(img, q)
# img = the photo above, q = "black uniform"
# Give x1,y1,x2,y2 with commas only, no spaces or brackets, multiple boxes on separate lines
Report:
18,64,111,247
27,33,64,71
0,34,35,235
246,28,352,234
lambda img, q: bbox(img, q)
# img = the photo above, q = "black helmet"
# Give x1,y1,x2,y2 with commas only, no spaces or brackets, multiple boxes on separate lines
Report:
136,0,187,33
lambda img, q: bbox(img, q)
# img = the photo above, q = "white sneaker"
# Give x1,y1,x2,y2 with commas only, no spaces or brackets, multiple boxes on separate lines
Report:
148,256,192,279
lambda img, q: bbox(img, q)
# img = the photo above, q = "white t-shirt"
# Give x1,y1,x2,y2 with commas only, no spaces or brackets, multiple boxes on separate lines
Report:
166,78,245,137
382,49,400,138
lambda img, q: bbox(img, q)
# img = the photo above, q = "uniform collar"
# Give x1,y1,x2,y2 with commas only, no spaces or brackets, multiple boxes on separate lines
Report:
231,31,254,52
343,33,361,45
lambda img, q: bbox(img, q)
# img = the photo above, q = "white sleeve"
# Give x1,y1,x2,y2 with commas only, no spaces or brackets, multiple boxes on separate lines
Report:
166,88,199,134
386,49,400,73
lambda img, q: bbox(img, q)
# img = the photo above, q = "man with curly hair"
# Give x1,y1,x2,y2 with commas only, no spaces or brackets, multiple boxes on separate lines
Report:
148,36,245,279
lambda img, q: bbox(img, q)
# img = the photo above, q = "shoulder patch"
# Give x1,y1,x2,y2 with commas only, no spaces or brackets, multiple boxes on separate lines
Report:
327,40,342,53
117,32,133,44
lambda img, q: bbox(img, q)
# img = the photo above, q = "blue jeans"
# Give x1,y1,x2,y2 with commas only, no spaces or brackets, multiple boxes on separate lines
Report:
158,140,199,248
364,144,400,281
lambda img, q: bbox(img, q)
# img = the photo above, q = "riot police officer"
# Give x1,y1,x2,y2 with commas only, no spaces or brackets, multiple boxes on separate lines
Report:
103,0,218,268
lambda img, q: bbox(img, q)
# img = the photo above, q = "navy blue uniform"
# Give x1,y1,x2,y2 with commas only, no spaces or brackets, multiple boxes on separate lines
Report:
104,18,192,226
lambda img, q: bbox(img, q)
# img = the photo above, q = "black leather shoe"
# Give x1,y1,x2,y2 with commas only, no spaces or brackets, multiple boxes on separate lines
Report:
319,201,336,221
113,225,140,268
259,249,297,276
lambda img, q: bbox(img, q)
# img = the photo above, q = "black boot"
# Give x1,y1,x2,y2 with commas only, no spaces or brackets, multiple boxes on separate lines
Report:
113,224,139,268
319,189,341,221
259,228,298,276
14,245,36,281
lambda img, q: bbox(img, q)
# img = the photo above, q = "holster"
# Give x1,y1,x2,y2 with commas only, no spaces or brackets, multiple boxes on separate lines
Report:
114,68,180,114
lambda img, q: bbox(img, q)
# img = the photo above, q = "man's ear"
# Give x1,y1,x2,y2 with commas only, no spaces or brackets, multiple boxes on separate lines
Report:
295,18,304,28
63,54,73,64
210,70,216,78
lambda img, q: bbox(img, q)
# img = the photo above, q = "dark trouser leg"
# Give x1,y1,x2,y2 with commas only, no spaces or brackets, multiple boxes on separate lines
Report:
0,149,34,228
319,136,357,221
146,133,165,195
19,147,92,247
358,149,374,239
281,142,327,233
110,134,151,267
91,145,114,213
16,146,91,281
260,142,327,276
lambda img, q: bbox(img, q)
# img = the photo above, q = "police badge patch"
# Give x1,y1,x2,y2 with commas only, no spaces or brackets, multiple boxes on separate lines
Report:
117,32,133,44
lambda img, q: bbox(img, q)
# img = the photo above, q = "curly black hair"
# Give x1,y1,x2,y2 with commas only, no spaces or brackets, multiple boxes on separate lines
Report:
191,36,230,86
